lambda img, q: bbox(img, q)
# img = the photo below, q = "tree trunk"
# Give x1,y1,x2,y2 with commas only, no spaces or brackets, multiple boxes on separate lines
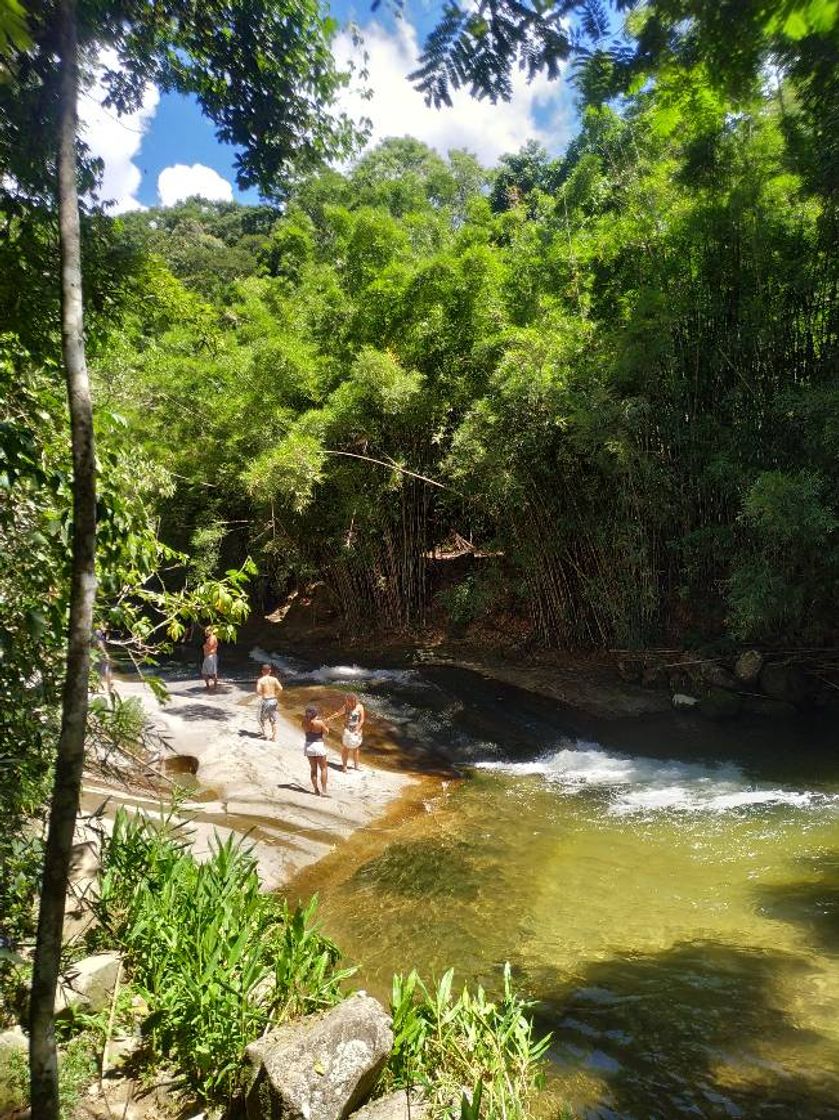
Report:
29,0,97,1116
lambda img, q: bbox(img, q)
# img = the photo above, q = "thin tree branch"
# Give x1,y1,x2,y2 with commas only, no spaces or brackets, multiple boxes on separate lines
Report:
323,449,462,495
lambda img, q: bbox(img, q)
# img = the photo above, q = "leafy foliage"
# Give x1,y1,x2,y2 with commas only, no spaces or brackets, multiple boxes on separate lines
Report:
0,338,252,1007
385,966,550,1120
92,808,353,1102
98,73,839,646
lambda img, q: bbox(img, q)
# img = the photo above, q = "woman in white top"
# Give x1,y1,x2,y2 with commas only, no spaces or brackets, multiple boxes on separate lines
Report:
328,693,365,772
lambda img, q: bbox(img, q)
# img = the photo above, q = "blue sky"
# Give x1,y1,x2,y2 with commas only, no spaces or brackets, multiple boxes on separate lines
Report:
79,1,581,212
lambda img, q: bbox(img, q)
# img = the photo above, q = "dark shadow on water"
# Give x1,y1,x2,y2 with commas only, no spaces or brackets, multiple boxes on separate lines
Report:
755,851,839,956
169,702,230,722
527,940,839,1120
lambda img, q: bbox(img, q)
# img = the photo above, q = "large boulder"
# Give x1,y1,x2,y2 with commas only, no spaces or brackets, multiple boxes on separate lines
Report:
55,952,121,1016
64,838,102,944
351,1091,427,1120
734,649,764,685
245,992,393,1120
0,1026,27,1054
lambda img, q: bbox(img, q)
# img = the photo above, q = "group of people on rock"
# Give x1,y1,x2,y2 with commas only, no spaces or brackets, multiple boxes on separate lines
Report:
204,629,366,798
256,663,366,797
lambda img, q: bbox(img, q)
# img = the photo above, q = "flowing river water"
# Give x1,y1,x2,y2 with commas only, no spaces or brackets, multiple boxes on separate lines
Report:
248,651,839,1119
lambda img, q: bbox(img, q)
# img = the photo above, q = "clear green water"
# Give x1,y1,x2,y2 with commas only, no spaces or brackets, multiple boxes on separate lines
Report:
265,655,839,1120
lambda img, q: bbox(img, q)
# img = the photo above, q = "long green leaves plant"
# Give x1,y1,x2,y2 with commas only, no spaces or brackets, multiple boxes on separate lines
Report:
93,807,354,1102
385,966,550,1120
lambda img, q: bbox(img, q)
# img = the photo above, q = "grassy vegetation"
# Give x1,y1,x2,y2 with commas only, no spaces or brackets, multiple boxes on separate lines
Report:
385,967,551,1120
0,1029,100,1118
91,807,354,1102
2,803,552,1117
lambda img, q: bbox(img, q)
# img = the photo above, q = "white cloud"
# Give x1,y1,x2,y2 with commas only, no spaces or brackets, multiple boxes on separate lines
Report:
78,50,159,213
157,163,234,206
335,20,574,166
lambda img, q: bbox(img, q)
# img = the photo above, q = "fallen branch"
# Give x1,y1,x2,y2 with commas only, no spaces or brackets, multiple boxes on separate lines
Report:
323,450,461,494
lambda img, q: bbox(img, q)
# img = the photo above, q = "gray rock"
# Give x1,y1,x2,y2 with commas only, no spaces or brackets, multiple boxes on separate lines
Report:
245,992,393,1120
734,649,764,684
351,1090,427,1120
103,1028,142,1072
55,952,122,1016
616,658,643,684
672,693,699,710
0,1026,27,1053
759,663,812,708
641,663,668,688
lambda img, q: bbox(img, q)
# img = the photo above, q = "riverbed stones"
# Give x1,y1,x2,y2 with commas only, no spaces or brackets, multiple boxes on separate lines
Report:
55,951,122,1016
698,688,743,721
245,992,393,1120
700,662,739,691
350,1090,427,1120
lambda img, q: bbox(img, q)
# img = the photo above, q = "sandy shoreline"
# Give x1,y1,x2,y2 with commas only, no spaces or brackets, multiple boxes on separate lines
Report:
82,674,418,890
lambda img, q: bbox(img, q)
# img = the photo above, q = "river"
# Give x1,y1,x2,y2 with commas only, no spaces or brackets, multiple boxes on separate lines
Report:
252,650,839,1120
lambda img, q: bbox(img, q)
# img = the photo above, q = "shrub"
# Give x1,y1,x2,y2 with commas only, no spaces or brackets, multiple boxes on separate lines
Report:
385,966,550,1120
93,807,354,1102
728,469,839,641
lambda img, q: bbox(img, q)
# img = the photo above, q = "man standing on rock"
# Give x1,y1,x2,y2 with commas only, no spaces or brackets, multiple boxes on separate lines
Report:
202,626,219,691
256,663,283,740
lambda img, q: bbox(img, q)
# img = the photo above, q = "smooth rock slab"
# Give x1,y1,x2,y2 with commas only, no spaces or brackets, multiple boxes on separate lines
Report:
350,1090,427,1120
245,992,393,1120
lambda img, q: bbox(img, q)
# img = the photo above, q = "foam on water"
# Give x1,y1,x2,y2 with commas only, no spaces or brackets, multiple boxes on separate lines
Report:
478,742,837,815
249,648,423,688
249,647,307,676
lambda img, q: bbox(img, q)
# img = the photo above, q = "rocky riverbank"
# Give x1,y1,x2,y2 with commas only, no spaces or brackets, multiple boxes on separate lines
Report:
82,673,419,889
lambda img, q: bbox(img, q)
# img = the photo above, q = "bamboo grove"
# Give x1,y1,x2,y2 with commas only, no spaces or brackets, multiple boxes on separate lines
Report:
47,68,839,650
